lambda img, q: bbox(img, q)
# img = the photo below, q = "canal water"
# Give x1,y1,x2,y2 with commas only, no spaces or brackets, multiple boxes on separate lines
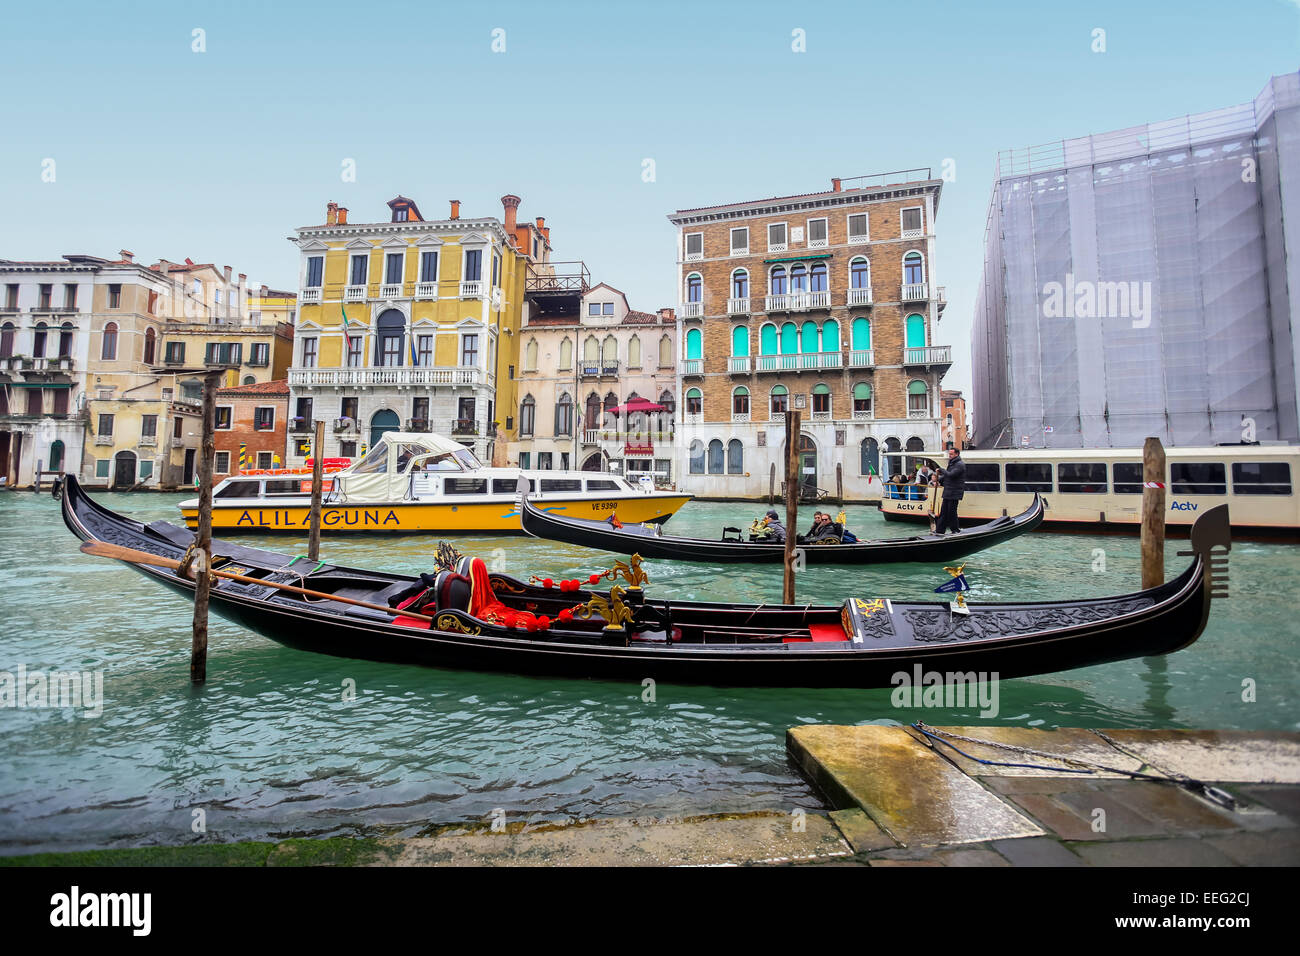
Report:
0,489,1295,853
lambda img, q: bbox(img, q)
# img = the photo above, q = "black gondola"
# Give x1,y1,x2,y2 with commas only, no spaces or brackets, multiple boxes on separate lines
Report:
61,476,1229,688
521,494,1046,564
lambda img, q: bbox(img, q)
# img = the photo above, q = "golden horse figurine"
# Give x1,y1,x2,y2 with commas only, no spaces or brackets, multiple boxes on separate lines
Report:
574,584,636,630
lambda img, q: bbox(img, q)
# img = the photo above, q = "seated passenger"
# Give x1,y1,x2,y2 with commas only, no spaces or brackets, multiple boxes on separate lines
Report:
750,509,786,543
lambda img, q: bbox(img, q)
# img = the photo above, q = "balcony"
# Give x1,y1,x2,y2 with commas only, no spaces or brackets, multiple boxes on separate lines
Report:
406,418,429,432
681,359,703,375
581,429,600,445
847,287,873,306
525,261,591,295
901,282,928,301
728,356,751,374
846,349,875,369
908,408,932,419
731,412,750,423
344,285,366,302
380,283,403,299
903,345,953,367
334,417,356,432
727,297,750,315
288,366,482,387
300,288,322,304
681,301,703,319
459,280,484,299
24,356,75,372
451,419,478,436
936,286,947,312
415,282,438,300
0,356,25,372
289,417,310,433
763,291,831,312
755,352,842,372
852,408,874,421
138,436,158,447
94,435,113,446
811,410,833,422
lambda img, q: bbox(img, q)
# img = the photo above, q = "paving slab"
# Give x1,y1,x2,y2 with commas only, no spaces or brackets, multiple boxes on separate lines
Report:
1092,780,1241,834
983,776,1103,796
1237,785,1300,823
1203,829,1300,866
788,724,1044,846
1102,730,1300,783
1070,838,1238,867
828,808,895,853
375,812,852,867
920,726,1143,777
990,837,1086,867
932,847,1011,867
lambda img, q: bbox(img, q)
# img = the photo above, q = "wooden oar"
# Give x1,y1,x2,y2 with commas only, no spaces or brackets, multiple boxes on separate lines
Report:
79,540,434,623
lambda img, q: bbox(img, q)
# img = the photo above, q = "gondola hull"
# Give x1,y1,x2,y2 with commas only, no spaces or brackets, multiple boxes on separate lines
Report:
520,494,1046,565
60,477,1226,688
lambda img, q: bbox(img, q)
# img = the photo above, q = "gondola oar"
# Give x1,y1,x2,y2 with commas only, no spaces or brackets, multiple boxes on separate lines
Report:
79,540,434,622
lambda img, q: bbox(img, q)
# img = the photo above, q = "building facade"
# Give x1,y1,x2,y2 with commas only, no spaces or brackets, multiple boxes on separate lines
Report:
667,171,952,499
213,379,290,478
941,389,968,449
514,282,677,480
287,196,549,466
972,71,1300,449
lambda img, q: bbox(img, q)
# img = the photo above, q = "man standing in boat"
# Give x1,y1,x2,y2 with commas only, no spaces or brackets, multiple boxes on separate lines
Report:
933,447,966,534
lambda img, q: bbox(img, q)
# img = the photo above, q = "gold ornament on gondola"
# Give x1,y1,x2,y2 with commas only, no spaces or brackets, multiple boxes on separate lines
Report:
434,542,464,572
573,584,635,630
600,553,649,590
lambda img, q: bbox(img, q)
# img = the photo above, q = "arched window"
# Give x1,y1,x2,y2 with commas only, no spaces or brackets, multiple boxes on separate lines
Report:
585,392,601,430
58,322,74,358
727,439,744,475
760,323,777,355
707,439,724,474
809,262,827,293
884,436,902,478
850,257,870,289
906,313,926,349
812,383,831,416
685,387,702,415
903,252,925,285
143,327,156,365
555,393,573,436
853,382,873,418
770,266,787,295
0,322,15,358
852,317,871,350
689,439,706,474
790,264,807,293
583,335,599,362
658,334,671,368
732,386,749,417
731,325,749,357
524,338,539,371
32,322,48,358
800,321,818,354
780,322,798,354
686,273,702,303
49,440,65,473
558,337,572,370
908,381,929,416
603,391,619,422
375,309,405,366
860,437,879,477
602,334,617,366
822,319,840,352
905,436,925,452
519,395,536,436
101,322,118,360
771,384,788,415
731,269,749,299
628,334,641,368
658,390,675,433
243,375,256,385
686,327,702,360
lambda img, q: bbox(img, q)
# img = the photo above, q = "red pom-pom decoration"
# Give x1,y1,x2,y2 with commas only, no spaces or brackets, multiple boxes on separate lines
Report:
588,573,602,584
542,578,554,589
536,616,551,629
558,609,574,623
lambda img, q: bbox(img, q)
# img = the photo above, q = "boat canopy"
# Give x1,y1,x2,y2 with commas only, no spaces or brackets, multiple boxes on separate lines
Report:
339,433,482,501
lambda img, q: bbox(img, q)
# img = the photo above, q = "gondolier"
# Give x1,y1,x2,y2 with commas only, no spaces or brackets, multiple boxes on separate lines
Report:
934,447,967,535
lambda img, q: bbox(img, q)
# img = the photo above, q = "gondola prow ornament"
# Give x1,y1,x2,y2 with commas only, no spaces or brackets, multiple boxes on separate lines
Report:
935,564,971,616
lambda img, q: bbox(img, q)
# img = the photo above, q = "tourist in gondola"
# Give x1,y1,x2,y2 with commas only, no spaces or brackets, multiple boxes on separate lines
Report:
799,512,843,544
933,447,967,534
749,509,786,543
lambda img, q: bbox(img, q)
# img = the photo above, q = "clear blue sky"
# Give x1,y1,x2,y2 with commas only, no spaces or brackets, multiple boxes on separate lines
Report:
3,0,1297,421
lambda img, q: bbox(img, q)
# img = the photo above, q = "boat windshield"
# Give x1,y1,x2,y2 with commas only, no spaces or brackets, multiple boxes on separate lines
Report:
413,453,464,473
350,443,391,474
453,447,482,470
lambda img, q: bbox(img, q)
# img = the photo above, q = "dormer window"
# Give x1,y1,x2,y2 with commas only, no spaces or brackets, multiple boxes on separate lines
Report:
394,207,409,222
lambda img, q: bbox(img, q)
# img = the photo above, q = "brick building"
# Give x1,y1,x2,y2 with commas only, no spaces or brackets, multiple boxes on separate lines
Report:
667,171,953,499
941,389,968,449
213,378,290,477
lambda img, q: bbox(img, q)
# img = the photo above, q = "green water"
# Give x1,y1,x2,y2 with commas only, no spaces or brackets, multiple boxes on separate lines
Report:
0,489,1295,853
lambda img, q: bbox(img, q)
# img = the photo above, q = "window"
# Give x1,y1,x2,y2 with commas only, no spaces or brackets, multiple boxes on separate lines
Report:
727,439,744,475
768,223,787,251
98,413,114,436
771,385,788,415
32,323,47,358
243,375,255,385
143,327,155,365
214,451,230,473
347,334,362,367
341,396,359,421
850,257,870,289
588,302,601,316
538,452,553,470
101,322,118,360
659,334,672,368
306,256,323,288
733,387,749,416
420,250,438,283
385,253,403,285
730,227,748,255
684,232,703,261
558,337,573,370
1006,463,1053,493
255,407,275,431
688,440,705,473
301,337,317,367
902,207,923,236
685,328,701,361
1058,462,1108,493
707,439,724,474
58,322,73,358
685,388,702,416
770,266,787,295
587,480,619,492
464,249,482,281
214,288,222,305
686,274,702,303
108,284,121,309
903,252,924,285
807,218,828,248
860,437,879,477
847,213,868,243
731,325,748,357
461,333,479,366
445,478,488,495
809,262,827,293
541,478,583,493
852,382,871,416
173,416,184,439
731,270,749,300
1171,462,1226,495
491,254,501,288
628,335,641,368
965,463,1001,492
249,342,270,366
554,394,573,436
1232,461,1291,495
416,335,433,367
4,285,17,309
295,397,313,426
215,406,233,430
38,284,52,309
601,302,613,315
790,264,807,293
812,383,831,415
165,341,185,364
95,459,110,479
907,380,929,416
340,441,357,458
204,342,243,365
350,255,368,286
0,322,13,358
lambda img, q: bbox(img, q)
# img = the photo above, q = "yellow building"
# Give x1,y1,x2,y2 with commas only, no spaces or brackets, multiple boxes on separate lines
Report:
288,195,551,466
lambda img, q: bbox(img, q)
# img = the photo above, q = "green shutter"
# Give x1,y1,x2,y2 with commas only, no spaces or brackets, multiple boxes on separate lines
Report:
731,325,749,357
822,319,839,352
906,314,926,348
852,318,870,350
95,460,110,478
801,321,818,353
139,459,154,479
908,381,929,395
854,383,871,400
780,323,797,354
760,324,777,355
686,328,702,360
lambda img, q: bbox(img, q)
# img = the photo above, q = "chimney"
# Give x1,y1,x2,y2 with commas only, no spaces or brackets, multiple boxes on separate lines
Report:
261,284,269,296
337,206,348,225
535,216,545,231
501,194,521,234
450,199,461,220
223,265,233,320
326,202,338,225
119,249,134,263
831,178,842,192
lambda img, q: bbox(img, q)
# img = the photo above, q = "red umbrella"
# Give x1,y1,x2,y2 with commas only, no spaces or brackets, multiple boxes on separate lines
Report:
607,397,666,415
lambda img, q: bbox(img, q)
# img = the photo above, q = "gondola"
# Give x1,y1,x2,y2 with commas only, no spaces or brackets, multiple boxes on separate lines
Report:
520,493,1046,564
61,476,1229,688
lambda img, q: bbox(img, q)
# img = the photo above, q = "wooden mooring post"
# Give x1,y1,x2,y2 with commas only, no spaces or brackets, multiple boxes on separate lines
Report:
1140,436,1166,590
836,462,843,506
783,409,801,605
307,420,325,562
769,463,776,506
190,369,222,684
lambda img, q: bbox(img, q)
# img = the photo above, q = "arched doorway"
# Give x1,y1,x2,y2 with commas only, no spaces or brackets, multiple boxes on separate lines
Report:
370,409,400,447
48,439,65,473
781,434,818,499
581,453,602,472
113,450,137,488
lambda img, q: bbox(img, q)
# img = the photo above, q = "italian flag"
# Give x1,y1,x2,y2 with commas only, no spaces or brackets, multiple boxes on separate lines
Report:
341,303,354,351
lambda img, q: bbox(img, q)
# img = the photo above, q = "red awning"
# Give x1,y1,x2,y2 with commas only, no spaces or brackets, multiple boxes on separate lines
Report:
608,397,666,415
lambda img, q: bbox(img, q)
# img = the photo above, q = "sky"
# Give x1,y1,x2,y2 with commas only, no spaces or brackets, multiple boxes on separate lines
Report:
3,0,1298,429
